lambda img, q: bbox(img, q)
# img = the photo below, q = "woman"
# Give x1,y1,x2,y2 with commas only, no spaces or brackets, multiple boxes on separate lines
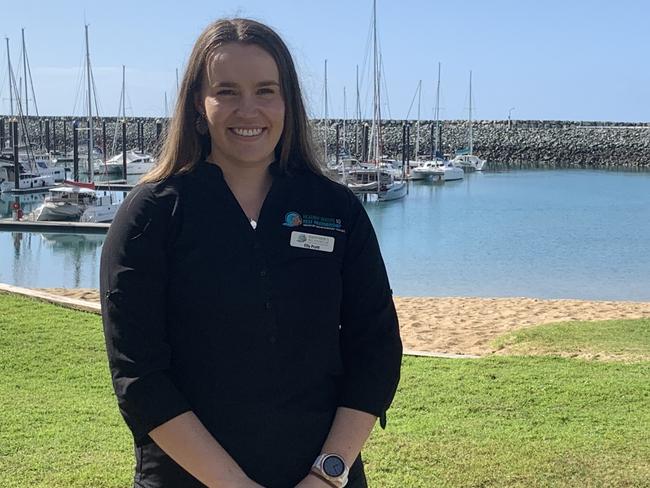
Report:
100,18,402,488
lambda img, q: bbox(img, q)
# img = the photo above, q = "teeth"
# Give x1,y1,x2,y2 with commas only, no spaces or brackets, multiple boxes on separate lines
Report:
232,128,263,137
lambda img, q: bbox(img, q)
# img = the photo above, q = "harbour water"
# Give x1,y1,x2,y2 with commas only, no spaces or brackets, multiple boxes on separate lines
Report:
1,169,649,301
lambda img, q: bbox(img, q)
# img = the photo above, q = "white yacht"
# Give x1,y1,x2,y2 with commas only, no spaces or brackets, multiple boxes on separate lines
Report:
29,185,121,223
347,168,407,201
440,159,464,181
411,160,445,181
0,160,55,192
452,154,486,171
412,158,464,182
104,150,156,175
52,148,105,175
0,147,66,183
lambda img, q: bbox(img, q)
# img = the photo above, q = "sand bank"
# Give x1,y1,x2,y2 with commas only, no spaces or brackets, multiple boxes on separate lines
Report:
35,289,650,356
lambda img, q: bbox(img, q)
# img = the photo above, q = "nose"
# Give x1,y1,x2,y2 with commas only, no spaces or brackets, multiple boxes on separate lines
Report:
235,92,260,117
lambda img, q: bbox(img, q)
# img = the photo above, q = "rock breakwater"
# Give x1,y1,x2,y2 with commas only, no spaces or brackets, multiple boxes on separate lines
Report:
2,117,649,168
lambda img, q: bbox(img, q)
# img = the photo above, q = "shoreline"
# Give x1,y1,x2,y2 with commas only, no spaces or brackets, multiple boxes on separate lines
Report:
29,288,650,357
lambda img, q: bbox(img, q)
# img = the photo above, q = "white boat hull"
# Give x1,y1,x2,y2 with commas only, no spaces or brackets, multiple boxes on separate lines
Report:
80,203,121,223
32,202,84,221
377,181,407,201
444,167,465,181
0,173,55,192
452,155,487,171
104,161,155,175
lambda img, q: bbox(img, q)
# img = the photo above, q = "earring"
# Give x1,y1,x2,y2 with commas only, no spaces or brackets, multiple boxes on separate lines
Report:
195,112,208,135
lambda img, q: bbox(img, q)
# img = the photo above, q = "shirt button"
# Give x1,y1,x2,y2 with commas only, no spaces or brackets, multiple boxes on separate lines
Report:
260,269,268,277
269,336,276,344
253,242,261,250
265,301,272,310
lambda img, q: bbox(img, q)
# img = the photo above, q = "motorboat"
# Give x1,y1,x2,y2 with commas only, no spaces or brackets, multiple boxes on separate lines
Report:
0,160,55,192
52,148,106,175
347,168,407,201
29,184,121,222
0,147,65,183
440,159,464,181
452,154,486,171
104,150,156,175
411,160,445,181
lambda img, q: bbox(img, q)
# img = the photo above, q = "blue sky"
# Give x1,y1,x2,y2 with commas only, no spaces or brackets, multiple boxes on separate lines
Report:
1,0,649,121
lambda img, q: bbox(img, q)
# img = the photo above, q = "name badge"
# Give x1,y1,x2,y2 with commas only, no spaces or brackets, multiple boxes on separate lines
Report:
290,231,335,253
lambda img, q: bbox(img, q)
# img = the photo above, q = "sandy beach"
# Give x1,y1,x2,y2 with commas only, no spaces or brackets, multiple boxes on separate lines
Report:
34,288,650,356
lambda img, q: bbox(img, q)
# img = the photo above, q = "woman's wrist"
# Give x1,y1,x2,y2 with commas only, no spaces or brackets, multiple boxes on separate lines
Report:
308,470,338,487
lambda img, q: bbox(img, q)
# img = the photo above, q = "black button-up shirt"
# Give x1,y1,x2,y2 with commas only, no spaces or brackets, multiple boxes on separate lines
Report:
100,161,402,488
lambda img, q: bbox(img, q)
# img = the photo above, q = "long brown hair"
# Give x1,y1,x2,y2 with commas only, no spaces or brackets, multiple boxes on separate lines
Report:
141,18,321,183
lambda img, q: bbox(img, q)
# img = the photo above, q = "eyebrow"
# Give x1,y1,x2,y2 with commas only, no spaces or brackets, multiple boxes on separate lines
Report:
214,81,280,87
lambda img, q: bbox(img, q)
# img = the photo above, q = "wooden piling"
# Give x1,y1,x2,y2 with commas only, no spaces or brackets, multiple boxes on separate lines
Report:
73,120,79,181
122,120,127,177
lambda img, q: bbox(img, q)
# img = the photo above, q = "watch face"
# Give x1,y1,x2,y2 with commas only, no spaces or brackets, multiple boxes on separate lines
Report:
323,455,345,477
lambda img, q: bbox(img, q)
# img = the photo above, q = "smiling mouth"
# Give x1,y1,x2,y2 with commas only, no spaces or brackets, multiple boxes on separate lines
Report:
230,128,265,137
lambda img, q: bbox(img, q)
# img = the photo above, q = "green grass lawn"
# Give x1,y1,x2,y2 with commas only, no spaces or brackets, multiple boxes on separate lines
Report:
491,318,650,362
1,293,649,487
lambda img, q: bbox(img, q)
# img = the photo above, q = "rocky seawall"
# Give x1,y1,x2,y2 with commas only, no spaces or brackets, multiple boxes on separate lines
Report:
314,119,650,168
2,117,649,168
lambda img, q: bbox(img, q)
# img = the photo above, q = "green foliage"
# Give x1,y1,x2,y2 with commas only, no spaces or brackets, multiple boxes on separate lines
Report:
1,294,649,487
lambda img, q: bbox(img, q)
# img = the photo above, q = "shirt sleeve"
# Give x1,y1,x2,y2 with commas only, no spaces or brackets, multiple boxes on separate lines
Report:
100,183,191,442
338,194,403,427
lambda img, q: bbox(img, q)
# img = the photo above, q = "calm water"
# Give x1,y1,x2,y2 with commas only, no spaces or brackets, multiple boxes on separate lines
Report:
1,169,649,300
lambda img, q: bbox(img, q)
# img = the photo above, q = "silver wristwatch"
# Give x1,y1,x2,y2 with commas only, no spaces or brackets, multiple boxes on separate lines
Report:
311,453,349,488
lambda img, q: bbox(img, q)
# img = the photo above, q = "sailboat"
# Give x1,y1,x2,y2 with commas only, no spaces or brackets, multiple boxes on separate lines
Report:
103,65,156,175
30,25,121,222
452,70,487,171
405,80,430,181
0,33,63,191
411,63,463,182
347,0,406,202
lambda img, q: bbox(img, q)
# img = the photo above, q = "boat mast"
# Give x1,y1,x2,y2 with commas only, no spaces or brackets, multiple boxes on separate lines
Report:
122,65,126,119
435,62,441,155
469,70,473,155
372,0,381,190
5,38,13,118
415,79,421,159
355,64,360,157
324,59,328,163
85,24,94,180
342,86,347,152
21,29,28,117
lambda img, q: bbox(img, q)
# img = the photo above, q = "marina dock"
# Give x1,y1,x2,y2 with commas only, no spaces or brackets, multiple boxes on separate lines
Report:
0,219,109,234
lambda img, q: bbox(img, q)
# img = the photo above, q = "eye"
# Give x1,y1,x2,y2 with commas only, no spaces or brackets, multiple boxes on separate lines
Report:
216,89,236,96
258,87,277,95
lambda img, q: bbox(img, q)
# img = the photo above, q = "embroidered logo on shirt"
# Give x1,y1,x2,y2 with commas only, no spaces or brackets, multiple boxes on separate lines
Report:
283,212,303,227
283,211,346,233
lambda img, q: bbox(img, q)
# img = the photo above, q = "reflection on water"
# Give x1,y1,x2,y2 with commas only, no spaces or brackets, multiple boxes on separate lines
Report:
1,231,104,289
41,233,105,251
0,192,48,218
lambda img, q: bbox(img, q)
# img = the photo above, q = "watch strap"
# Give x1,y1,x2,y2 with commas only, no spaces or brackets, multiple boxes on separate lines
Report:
309,470,339,488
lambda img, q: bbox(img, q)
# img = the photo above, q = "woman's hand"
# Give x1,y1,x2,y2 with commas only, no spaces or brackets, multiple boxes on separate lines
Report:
294,473,331,487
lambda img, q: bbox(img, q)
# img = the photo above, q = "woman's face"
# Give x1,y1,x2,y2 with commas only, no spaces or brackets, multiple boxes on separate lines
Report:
197,43,285,169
